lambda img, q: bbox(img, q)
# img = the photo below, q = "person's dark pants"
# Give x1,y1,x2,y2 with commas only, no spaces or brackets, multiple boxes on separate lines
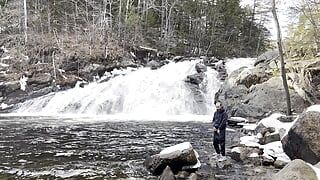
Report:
213,129,226,156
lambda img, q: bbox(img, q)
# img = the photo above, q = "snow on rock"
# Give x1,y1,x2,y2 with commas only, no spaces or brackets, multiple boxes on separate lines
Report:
231,147,242,153
1,103,13,110
240,135,260,147
19,76,28,91
307,105,320,113
258,113,295,139
225,58,255,75
160,142,193,155
259,141,289,161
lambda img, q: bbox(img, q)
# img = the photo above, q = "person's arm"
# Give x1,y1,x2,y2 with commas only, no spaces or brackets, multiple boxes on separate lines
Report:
212,112,217,131
218,112,228,130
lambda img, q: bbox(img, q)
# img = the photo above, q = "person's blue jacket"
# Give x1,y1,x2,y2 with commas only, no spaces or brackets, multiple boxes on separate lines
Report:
212,108,228,130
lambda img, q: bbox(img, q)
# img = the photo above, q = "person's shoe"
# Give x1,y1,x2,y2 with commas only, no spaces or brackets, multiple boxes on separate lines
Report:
218,155,227,162
212,153,220,158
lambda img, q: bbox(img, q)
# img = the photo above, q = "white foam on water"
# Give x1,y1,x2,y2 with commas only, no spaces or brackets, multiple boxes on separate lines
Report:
13,60,225,122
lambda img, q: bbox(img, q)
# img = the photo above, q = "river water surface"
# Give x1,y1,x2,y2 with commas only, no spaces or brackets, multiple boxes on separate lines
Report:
0,116,278,179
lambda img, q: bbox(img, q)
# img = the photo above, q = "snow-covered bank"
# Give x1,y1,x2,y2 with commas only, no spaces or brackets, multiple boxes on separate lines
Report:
236,105,320,177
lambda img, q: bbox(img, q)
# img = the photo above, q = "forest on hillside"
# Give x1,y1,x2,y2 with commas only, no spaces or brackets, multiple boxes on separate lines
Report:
0,0,271,61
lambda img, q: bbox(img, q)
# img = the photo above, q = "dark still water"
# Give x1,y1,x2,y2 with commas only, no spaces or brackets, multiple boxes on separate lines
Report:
0,116,276,179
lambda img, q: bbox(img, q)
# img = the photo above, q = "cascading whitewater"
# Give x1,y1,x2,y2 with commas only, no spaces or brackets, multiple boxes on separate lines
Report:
15,60,222,119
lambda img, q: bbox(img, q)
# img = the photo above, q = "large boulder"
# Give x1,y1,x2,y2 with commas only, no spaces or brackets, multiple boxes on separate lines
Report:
282,111,320,165
225,77,308,119
143,142,199,176
235,67,272,88
273,159,318,180
255,50,279,67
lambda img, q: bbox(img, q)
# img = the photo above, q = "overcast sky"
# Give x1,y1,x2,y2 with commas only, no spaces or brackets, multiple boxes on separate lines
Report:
240,0,300,39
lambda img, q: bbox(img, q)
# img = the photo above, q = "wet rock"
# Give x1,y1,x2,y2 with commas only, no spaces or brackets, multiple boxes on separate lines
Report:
259,132,280,145
255,123,276,136
282,111,320,165
55,74,80,90
195,63,207,73
143,142,199,175
228,117,248,127
277,115,297,123
172,56,184,62
236,67,271,88
80,63,106,81
28,73,53,90
185,73,205,86
175,171,190,179
273,159,318,180
262,154,275,166
146,60,161,70
188,173,198,180
216,158,232,169
255,50,279,67
230,146,261,165
159,166,175,180
274,159,288,169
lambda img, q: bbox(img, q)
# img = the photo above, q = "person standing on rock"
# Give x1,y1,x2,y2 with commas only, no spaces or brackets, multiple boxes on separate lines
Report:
212,102,228,157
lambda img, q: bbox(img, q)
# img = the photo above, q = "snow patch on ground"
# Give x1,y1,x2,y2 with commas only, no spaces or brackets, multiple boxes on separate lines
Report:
307,105,320,113
19,76,28,91
240,136,260,147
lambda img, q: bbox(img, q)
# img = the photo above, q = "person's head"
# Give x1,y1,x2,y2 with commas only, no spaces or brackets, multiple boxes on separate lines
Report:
215,102,223,111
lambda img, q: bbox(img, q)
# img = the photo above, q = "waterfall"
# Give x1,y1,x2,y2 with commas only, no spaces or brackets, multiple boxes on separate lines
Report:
15,60,223,121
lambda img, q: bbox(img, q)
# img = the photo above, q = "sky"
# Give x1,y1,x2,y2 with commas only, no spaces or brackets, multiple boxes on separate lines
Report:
240,0,300,40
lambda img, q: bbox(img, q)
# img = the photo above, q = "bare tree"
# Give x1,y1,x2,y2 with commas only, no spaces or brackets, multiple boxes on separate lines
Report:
23,0,28,43
272,0,292,115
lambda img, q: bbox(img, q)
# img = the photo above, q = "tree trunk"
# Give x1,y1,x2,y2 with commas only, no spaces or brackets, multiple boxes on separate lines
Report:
23,0,28,43
272,0,292,115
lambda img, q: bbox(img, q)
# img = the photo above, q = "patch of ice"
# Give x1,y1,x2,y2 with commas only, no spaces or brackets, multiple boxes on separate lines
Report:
307,105,320,113
19,76,28,91
182,150,201,169
240,136,260,147
160,142,192,155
